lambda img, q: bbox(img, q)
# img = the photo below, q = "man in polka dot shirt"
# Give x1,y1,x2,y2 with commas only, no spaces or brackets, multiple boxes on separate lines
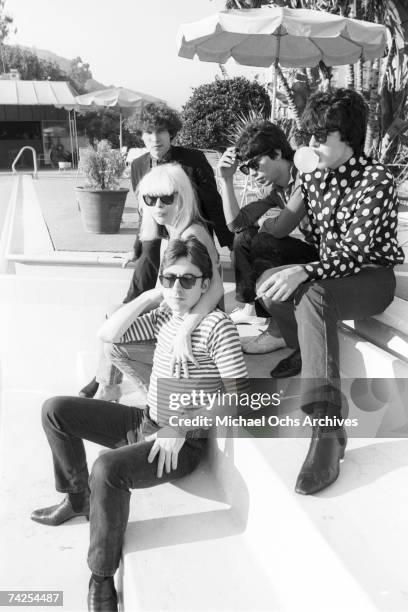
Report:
257,88,404,496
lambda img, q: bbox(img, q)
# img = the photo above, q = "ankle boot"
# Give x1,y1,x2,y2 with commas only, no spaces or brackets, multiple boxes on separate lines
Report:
87,575,118,612
79,377,99,398
295,425,347,495
31,494,90,526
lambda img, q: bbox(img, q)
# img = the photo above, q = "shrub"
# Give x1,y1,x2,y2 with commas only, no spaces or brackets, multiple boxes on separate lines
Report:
80,140,125,190
177,76,271,150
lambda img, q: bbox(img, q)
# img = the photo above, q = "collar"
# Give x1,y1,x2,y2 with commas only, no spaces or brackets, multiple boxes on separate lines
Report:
150,147,173,167
318,154,367,182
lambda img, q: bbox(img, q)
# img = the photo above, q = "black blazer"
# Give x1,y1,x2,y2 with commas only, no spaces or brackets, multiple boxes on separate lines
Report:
130,145,233,248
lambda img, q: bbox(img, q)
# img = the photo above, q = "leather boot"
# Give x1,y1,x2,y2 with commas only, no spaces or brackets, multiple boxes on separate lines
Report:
270,349,302,378
295,425,347,495
87,576,118,612
31,494,90,526
79,377,99,398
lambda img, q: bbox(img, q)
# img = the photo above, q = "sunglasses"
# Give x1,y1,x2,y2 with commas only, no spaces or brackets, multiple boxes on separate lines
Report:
143,193,177,206
159,274,204,289
300,128,340,145
239,151,273,175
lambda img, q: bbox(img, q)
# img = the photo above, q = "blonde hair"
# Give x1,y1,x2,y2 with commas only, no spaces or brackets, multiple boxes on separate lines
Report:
137,163,206,240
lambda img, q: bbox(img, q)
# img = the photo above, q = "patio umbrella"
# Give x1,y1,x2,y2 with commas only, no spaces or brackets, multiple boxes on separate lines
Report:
75,87,166,149
177,7,387,119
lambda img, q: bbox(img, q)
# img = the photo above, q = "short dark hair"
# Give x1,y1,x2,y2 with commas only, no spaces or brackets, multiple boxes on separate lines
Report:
139,103,182,139
300,88,368,156
160,237,213,281
237,120,294,162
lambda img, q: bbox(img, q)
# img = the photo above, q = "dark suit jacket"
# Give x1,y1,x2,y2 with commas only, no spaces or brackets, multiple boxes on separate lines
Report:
130,145,233,248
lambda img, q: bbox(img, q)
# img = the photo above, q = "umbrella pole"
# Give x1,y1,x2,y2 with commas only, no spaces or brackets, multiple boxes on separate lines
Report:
271,27,282,123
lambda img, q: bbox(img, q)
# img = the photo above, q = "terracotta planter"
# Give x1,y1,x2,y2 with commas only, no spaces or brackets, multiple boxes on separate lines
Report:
76,187,129,234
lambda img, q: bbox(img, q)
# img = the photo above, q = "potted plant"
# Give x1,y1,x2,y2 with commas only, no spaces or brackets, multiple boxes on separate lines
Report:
76,140,128,234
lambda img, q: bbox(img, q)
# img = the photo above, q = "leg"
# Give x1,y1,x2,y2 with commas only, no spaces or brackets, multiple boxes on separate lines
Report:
103,340,156,390
87,437,207,576
123,238,161,304
41,396,145,493
244,236,318,354
32,396,146,526
264,267,396,493
233,228,259,303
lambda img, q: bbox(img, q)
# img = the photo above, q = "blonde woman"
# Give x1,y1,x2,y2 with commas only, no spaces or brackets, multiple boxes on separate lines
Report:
93,163,224,396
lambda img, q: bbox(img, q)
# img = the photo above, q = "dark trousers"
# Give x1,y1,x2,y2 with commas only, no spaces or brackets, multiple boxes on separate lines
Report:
259,266,396,418
41,396,207,576
233,230,318,303
123,238,161,304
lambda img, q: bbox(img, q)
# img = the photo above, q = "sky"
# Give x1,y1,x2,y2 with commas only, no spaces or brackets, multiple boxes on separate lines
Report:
5,0,260,109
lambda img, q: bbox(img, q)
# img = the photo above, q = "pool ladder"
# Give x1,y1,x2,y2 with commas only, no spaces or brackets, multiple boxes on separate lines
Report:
11,146,38,179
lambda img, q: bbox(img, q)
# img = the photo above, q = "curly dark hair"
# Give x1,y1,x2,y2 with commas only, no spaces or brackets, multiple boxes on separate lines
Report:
237,120,294,162
139,103,182,139
160,237,213,281
300,88,368,156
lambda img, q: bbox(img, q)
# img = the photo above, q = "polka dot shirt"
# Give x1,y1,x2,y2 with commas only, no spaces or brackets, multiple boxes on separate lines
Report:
300,155,405,280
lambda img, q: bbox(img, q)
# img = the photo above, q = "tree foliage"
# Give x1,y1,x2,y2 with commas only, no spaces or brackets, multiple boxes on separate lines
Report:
68,56,92,94
1,44,66,80
0,0,14,43
177,76,271,150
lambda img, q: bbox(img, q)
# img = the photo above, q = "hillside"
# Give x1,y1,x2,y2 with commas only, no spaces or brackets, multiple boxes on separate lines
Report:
26,46,112,92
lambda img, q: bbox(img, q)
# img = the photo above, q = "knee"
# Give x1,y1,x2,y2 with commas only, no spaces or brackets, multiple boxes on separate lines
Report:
233,229,255,251
296,282,328,309
103,342,123,363
41,396,68,430
90,451,126,491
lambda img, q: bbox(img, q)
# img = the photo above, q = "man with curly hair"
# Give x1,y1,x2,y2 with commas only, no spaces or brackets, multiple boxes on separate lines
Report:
124,102,233,301
257,88,404,495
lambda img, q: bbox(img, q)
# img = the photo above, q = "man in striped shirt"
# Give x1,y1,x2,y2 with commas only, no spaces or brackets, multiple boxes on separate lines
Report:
31,237,247,612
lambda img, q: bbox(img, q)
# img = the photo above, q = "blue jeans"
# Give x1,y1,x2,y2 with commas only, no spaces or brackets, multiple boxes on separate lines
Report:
41,396,207,576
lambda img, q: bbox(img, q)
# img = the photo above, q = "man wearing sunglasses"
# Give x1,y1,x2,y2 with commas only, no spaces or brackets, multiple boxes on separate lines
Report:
32,237,247,611
218,120,317,353
257,88,404,495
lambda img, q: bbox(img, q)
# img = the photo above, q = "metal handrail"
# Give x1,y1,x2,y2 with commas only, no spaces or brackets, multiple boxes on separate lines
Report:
11,146,38,179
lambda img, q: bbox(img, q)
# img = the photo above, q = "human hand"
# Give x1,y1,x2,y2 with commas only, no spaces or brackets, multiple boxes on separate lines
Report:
147,427,186,478
257,265,308,302
218,147,239,181
169,329,199,378
122,251,137,268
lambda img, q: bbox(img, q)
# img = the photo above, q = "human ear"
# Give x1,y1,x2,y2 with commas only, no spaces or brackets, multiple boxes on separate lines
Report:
201,278,211,294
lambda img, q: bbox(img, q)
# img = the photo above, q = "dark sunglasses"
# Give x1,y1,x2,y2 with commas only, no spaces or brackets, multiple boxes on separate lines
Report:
239,151,273,175
159,274,204,289
300,128,339,145
143,193,177,206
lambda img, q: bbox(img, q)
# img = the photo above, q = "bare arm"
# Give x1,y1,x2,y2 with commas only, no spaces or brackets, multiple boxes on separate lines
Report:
217,147,241,228
260,179,306,238
180,224,223,327
97,287,163,343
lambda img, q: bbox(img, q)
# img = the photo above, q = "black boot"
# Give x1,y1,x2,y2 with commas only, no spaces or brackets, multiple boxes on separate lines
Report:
270,349,302,378
87,575,118,612
31,493,90,526
295,425,347,495
79,377,99,398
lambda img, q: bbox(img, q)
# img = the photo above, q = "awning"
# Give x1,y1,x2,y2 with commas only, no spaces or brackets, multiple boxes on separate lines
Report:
0,80,78,107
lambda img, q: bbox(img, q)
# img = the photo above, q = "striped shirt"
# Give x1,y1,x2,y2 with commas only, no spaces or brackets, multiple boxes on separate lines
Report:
121,304,248,426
